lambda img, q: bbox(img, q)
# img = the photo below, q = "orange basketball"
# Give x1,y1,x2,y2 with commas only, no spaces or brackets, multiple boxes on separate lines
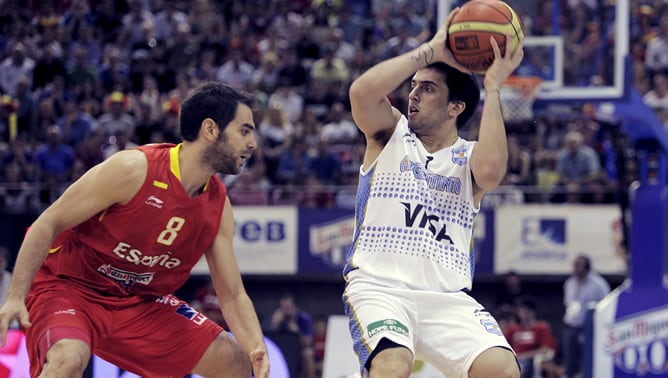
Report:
447,0,523,73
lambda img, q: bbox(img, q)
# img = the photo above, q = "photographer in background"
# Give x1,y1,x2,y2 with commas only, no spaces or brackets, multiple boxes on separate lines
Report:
269,293,315,378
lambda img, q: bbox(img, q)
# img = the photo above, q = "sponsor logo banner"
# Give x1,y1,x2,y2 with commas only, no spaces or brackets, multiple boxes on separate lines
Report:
192,206,297,275
494,205,626,274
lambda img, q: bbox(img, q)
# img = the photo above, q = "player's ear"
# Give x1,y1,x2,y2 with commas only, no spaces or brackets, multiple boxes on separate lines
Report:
201,118,219,141
449,100,465,116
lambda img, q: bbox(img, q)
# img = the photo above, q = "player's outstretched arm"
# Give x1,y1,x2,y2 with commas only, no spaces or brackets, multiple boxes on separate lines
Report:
0,150,146,345
206,197,269,378
470,34,525,193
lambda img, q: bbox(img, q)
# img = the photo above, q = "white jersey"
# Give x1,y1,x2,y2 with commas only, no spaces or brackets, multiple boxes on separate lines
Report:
344,115,479,292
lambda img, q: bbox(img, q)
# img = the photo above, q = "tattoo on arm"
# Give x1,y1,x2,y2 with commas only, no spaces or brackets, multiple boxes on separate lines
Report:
411,44,434,65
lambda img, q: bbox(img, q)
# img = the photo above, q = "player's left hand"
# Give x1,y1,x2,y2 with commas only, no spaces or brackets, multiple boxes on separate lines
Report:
484,33,525,90
428,7,472,74
250,348,270,378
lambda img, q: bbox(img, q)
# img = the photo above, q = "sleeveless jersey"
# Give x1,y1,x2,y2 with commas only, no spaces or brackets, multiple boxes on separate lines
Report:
344,116,479,292
32,143,227,301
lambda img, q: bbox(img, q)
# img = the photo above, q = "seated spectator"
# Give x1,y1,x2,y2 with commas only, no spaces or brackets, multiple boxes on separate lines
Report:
554,130,602,202
320,102,359,147
643,71,668,110
0,162,36,214
504,296,558,378
98,91,135,137
268,293,316,378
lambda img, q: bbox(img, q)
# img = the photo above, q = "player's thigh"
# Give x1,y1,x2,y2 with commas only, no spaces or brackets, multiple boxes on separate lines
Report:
343,280,416,372
98,295,223,377
25,286,100,376
469,347,520,378
414,291,515,377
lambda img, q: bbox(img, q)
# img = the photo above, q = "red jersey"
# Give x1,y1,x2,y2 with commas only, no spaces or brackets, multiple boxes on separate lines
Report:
32,144,227,301
505,321,557,355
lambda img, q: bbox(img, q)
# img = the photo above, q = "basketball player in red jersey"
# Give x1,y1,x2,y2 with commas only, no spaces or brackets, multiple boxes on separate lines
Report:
0,82,270,377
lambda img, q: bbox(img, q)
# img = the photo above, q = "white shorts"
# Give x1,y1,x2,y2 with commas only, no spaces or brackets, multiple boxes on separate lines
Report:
343,277,514,377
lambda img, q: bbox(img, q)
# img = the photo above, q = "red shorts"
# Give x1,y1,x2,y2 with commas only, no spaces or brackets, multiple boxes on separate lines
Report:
25,281,222,377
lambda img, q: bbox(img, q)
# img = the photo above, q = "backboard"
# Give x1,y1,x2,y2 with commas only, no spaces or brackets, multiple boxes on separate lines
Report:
438,0,629,101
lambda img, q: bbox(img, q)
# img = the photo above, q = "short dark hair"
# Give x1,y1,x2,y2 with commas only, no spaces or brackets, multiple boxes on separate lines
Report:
179,82,254,141
424,63,480,130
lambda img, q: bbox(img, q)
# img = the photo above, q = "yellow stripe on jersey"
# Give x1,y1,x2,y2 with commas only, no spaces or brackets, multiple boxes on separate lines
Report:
153,180,168,189
98,208,108,221
170,143,209,192
169,144,182,180
49,246,62,254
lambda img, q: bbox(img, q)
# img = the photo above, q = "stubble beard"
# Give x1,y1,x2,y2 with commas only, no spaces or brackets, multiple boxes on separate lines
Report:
202,134,240,175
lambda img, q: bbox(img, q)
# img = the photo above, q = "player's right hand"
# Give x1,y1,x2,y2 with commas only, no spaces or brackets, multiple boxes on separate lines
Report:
0,298,32,346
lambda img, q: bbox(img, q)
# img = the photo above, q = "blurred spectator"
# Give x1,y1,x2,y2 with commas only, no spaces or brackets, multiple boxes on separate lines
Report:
75,129,106,170
66,23,103,69
98,47,129,94
165,23,198,75
14,76,37,141
34,125,75,206
562,254,610,378
60,0,95,42
226,164,271,206
152,1,188,43
32,44,67,92
216,48,255,90
269,293,316,378
506,135,533,185
643,71,668,110
310,44,350,86
0,162,36,214
644,14,668,74
268,79,305,124
103,128,138,160
252,52,282,94
119,0,155,53
274,137,310,185
98,91,135,137
306,141,342,185
0,41,35,96
494,271,526,314
554,131,602,202
278,48,308,89
505,296,558,378
57,96,95,147
320,102,359,146
259,104,295,183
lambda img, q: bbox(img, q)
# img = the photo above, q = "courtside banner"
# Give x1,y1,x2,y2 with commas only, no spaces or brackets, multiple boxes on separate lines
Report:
192,206,298,274
298,208,355,274
494,204,626,274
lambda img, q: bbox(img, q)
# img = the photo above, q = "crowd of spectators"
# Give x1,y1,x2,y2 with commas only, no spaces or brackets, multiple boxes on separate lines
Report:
0,0,665,215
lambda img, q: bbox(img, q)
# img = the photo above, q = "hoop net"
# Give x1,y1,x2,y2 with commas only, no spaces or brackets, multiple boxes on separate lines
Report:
500,76,543,123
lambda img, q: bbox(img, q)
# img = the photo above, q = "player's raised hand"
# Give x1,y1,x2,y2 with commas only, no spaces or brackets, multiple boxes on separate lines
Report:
484,33,525,89
427,7,472,74
0,298,32,345
250,348,270,378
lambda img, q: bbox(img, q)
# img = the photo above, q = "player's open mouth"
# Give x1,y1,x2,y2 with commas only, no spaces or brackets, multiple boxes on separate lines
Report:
409,106,419,115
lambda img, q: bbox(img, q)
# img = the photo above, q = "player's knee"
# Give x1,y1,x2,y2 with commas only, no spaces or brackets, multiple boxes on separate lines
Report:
40,340,89,377
368,347,413,378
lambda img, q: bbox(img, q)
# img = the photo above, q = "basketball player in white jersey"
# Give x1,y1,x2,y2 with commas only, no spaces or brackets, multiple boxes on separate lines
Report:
342,9,525,378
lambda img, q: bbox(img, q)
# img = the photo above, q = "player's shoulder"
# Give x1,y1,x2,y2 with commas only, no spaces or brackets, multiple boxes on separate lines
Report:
102,149,148,183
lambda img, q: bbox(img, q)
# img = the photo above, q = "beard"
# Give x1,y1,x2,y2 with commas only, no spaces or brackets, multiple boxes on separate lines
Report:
201,133,241,175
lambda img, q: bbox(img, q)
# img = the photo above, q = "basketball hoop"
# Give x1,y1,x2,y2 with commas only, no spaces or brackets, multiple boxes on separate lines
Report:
500,76,543,123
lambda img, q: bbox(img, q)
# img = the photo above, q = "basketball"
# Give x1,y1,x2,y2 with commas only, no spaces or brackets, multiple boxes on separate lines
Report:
447,0,523,73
